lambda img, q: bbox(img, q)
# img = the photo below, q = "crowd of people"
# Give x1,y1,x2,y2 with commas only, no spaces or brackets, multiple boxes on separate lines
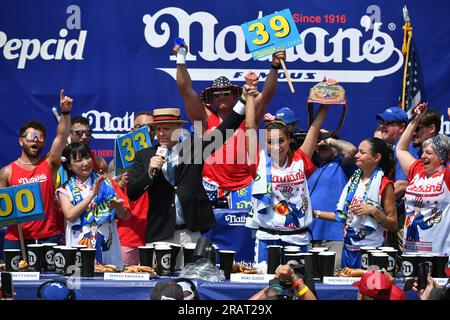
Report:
0,47,449,301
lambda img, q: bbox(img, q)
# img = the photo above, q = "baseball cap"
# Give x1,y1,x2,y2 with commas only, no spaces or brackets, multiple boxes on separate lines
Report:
37,280,76,300
352,269,406,300
376,107,408,124
151,281,184,300
275,107,299,125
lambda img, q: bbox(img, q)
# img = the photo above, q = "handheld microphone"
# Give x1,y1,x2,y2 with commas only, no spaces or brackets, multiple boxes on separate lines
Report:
152,145,168,176
52,106,71,144
51,106,61,122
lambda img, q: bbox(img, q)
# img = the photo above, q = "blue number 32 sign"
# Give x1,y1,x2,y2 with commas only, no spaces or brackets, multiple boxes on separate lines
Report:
241,9,302,60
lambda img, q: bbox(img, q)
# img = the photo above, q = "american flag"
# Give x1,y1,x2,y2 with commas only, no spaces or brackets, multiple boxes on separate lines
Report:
403,39,425,117
400,6,425,117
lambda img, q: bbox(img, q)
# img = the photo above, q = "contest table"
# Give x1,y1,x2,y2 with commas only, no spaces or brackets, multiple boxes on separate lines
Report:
12,273,418,300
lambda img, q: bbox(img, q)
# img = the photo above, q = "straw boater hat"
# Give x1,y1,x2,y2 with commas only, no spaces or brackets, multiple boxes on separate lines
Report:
151,108,188,125
200,76,243,105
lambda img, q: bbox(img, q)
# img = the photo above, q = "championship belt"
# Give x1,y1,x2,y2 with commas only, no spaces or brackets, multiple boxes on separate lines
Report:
307,79,347,140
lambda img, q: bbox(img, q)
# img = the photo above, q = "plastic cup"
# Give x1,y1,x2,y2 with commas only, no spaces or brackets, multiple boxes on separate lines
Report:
80,248,96,277
219,250,236,280
26,244,44,272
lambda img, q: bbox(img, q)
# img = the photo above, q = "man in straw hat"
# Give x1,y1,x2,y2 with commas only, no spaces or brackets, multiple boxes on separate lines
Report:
126,99,247,246
173,43,286,206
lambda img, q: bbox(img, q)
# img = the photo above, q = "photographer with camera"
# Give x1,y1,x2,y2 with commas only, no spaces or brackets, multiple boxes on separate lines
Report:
411,274,450,301
275,107,307,150
249,264,317,300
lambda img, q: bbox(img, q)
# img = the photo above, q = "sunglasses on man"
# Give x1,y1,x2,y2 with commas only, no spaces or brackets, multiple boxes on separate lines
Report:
70,130,92,138
21,131,44,142
212,90,232,98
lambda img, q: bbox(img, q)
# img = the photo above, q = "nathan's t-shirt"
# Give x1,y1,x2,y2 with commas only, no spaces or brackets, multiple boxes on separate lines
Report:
56,177,130,267
249,148,316,245
6,160,58,241
404,160,450,254
202,113,251,192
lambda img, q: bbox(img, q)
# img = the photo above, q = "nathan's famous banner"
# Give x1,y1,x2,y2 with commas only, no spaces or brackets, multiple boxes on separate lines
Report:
0,0,449,167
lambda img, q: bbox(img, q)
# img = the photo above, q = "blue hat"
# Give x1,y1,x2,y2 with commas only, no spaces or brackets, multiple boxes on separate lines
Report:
275,107,299,125
376,107,408,124
37,280,75,300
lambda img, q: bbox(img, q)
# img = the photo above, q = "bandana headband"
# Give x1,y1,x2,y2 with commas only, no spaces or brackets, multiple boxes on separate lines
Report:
431,135,448,163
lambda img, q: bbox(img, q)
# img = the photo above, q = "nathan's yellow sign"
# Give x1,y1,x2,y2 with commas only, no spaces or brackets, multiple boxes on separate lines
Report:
241,9,302,60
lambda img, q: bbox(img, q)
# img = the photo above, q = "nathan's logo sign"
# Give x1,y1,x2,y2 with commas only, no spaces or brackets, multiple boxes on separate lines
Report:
143,7,403,83
82,110,134,140
225,214,247,226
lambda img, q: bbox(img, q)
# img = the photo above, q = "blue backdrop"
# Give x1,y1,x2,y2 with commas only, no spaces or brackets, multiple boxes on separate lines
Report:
1,0,449,166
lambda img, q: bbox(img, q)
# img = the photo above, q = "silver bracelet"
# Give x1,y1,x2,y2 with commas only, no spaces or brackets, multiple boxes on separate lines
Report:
314,210,321,219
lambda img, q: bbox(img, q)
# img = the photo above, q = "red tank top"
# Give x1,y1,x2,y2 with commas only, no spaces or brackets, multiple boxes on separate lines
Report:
6,160,58,240
202,113,251,191
90,151,100,172
117,191,149,247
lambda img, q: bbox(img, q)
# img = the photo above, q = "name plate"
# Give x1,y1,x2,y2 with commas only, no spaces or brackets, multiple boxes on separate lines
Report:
104,272,150,281
322,277,361,285
11,272,40,281
435,278,449,286
230,273,275,283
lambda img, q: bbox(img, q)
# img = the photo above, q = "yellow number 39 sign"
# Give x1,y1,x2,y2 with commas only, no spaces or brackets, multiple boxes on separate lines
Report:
0,182,45,227
241,9,302,60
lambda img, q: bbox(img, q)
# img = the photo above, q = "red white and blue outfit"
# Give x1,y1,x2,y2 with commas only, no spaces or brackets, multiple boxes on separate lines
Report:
246,148,316,263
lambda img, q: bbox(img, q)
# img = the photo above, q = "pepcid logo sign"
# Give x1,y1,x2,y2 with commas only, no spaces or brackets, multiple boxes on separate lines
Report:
143,6,403,83
0,5,87,69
